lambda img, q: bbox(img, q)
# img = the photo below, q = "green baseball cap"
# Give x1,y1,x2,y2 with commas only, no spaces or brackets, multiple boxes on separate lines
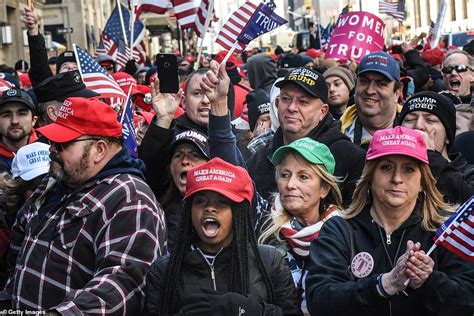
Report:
272,137,335,174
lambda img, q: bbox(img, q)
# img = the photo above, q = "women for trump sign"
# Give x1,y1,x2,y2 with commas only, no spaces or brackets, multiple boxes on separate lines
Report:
325,12,385,62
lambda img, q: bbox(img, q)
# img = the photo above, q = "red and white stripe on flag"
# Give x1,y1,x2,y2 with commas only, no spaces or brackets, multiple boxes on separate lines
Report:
438,213,474,262
435,197,474,262
132,0,172,18
0,78,15,94
216,1,258,53
172,0,200,29
194,0,216,37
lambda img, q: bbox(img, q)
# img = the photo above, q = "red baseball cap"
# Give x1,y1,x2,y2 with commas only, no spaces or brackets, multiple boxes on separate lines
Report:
184,157,254,203
112,72,142,97
366,126,428,164
37,97,122,142
306,48,323,59
135,85,152,111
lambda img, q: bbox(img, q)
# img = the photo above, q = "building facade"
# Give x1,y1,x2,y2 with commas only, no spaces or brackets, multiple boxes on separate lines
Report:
0,0,114,67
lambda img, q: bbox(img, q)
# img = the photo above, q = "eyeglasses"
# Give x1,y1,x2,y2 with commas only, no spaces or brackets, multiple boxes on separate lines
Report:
441,64,473,74
50,138,100,152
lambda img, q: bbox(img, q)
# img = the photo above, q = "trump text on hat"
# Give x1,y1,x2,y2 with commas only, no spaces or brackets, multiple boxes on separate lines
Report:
408,97,437,111
288,68,319,86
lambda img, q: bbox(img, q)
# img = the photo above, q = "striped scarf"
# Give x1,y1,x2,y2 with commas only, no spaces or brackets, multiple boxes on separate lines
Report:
280,205,339,258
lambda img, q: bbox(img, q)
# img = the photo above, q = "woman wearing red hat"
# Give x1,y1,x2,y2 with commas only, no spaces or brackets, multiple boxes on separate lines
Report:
144,158,299,315
305,126,473,316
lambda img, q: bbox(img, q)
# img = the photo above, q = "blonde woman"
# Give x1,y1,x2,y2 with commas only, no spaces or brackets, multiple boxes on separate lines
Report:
257,137,343,315
305,126,474,316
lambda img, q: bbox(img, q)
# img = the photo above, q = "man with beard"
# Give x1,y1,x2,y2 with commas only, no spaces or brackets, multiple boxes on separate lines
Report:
442,50,473,133
0,97,166,314
0,88,38,172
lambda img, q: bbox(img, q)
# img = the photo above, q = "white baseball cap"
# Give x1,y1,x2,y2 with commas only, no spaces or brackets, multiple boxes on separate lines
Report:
11,142,51,181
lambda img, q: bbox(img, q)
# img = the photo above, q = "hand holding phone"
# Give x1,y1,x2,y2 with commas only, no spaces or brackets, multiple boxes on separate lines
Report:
156,53,179,93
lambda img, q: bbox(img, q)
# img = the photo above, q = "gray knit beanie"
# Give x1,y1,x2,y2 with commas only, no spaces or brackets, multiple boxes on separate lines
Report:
323,67,355,90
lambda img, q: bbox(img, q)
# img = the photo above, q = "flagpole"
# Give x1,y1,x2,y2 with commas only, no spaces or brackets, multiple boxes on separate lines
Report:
72,44,85,80
403,197,473,286
219,41,239,67
116,0,128,46
195,0,214,70
130,2,135,60
120,84,134,123
430,0,447,49
402,241,439,287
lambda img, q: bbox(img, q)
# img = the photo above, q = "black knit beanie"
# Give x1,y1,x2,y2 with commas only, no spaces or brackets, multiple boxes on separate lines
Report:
399,91,456,149
246,89,270,131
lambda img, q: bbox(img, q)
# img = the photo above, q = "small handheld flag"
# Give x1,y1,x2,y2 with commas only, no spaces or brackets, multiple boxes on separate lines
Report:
433,196,474,262
403,196,474,287
120,86,138,158
74,45,126,100
216,2,287,64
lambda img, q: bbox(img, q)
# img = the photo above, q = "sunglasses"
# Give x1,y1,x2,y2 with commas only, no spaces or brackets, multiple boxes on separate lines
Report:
102,65,114,71
51,138,100,152
441,64,473,74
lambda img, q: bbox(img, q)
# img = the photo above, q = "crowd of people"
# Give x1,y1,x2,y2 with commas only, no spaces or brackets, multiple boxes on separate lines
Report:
0,3,472,315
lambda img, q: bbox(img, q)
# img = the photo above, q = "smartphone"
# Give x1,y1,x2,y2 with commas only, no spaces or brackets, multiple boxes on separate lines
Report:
156,53,179,93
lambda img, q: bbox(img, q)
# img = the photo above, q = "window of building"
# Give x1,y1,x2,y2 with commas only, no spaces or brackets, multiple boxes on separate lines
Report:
45,0,62,4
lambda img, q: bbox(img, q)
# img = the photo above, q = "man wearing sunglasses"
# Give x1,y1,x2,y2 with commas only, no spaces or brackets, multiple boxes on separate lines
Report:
442,50,473,133
96,55,116,75
1,97,166,314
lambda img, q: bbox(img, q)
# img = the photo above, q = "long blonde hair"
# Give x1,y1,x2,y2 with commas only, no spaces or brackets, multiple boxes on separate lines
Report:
258,152,343,244
344,159,455,232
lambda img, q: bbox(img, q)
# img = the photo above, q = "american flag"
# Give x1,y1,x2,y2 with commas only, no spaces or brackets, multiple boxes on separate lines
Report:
96,4,146,72
216,1,258,52
194,0,217,37
216,2,286,53
131,0,172,18
74,45,126,100
378,0,405,23
0,78,15,94
172,0,200,29
320,24,334,50
434,196,474,262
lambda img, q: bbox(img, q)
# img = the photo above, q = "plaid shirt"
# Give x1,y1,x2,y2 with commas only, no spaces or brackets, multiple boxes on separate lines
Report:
4,172,166,315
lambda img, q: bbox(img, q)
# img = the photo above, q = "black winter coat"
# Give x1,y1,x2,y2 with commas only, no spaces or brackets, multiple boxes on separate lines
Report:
428,150,474,204
144,244,300,315
305,204,474,316
246,113,366,206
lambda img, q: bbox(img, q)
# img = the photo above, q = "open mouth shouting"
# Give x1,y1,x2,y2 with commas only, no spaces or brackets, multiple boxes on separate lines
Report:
201,217,221,238
447,79,461,92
